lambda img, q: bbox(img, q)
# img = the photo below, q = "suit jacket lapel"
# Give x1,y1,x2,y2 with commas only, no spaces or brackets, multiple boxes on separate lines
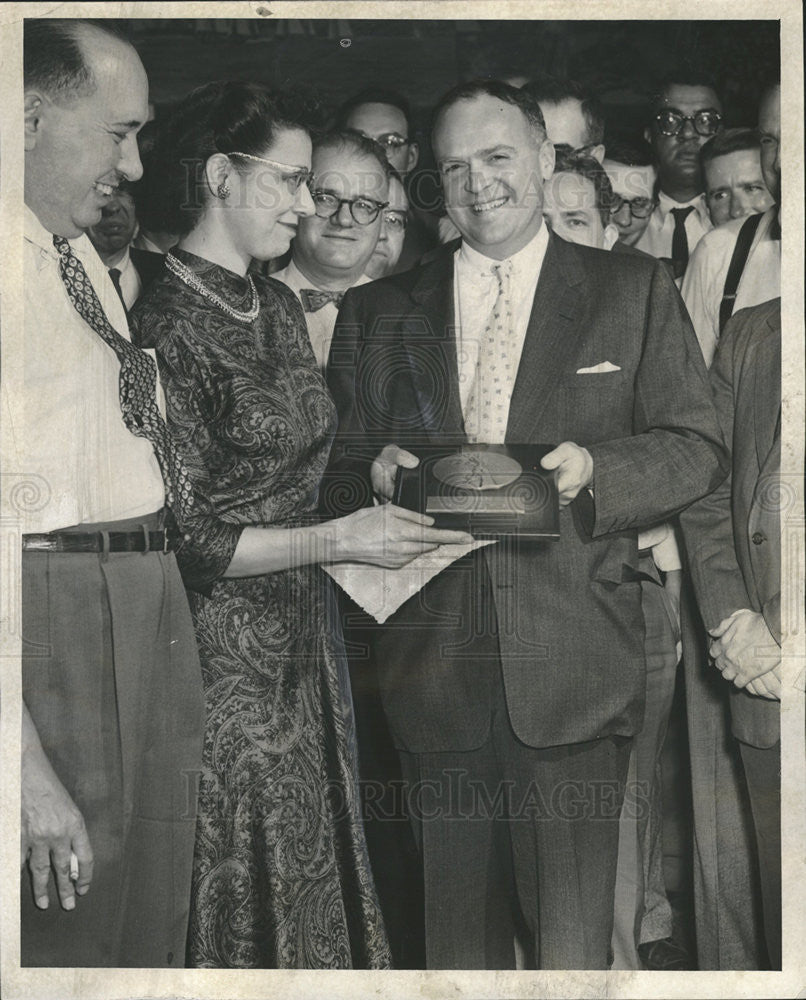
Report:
408,243,465,440
507,233,585,441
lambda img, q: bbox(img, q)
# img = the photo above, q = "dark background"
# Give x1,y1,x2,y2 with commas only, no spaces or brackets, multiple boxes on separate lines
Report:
126,17,780,143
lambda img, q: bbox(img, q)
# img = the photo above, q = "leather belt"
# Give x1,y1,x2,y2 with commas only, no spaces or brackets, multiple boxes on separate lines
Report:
22,529,170,554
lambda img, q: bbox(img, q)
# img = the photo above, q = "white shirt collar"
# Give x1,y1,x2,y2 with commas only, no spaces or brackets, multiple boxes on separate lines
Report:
457,223,550,279
656,190,710,225
287,255,370,292
24,204,97,259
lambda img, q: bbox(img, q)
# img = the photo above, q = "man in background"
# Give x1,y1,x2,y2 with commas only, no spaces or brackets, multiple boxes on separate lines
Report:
638,74,724,277
603,139,658,248
365,170,410,280
682,82,781,366
274,129,390,369
338,87,437,271
701,128,775,228
87,181,164,311
523,76,606,161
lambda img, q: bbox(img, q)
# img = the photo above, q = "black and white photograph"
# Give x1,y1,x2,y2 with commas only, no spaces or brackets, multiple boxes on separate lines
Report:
0,4,803,999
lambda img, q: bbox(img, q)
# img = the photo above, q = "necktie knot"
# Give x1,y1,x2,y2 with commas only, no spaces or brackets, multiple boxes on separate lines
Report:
300,288,345,312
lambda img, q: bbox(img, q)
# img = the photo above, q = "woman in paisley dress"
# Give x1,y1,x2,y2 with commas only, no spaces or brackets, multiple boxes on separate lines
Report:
130,82,470,969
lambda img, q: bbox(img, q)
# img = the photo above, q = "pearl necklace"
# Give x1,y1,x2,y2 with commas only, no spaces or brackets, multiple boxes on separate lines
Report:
166,252,260,323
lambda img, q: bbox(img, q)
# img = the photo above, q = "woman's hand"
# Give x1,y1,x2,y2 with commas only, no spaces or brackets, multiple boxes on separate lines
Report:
331,504,474,568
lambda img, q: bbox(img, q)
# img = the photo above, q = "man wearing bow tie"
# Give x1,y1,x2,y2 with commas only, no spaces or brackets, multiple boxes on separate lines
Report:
325,79,728,970
273,129,391,370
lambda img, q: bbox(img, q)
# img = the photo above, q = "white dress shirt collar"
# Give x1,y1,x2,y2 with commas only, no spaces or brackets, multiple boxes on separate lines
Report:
656,190,710,226
456,223,549,280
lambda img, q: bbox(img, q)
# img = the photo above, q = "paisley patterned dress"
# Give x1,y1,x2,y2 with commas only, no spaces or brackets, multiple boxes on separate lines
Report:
130,250,391,969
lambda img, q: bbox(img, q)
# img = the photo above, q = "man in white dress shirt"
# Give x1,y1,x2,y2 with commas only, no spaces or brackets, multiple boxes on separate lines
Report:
681,82,781,367
17,18,203,967
325,80,727,969
637,74,724,277
273,129,390,370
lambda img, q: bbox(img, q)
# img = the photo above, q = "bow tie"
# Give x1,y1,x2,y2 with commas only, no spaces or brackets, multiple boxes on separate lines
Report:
300,288,345,312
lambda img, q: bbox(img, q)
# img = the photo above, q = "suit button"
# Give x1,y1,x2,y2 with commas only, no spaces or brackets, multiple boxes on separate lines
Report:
752,532,765,545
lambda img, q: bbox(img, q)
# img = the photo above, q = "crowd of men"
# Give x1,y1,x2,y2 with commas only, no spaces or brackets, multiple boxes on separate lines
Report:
15,16,785,975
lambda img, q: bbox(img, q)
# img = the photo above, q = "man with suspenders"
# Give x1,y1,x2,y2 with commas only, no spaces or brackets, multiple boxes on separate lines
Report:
681,82,781,368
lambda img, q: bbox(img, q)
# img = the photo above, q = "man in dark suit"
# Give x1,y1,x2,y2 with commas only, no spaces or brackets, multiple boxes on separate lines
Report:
680,298,782,968
325,79,728,970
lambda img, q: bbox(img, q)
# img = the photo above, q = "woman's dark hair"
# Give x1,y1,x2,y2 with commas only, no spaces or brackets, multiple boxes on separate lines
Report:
153,80,321,237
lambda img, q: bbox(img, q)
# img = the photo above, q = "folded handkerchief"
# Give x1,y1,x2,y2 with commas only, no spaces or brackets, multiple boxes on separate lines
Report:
575,361,622,374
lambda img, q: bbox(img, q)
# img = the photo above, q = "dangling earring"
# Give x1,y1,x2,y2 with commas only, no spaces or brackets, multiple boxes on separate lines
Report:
217,180,230,200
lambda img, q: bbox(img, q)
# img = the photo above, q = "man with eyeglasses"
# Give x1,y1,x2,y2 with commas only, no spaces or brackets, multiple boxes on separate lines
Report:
338,87,439,273
638,74,724,277
522,76,606,163
682,82,781,367
365,171,410,280
603,140,659,248
273,129,390,370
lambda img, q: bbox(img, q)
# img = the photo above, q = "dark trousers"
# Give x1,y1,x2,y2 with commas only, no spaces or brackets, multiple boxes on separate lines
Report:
21,517,204,967
739,740,781,969
398,674,631,970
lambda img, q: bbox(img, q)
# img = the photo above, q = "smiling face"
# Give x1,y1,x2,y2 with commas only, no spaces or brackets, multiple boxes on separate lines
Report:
24,27,148,238
542,171,616,249
434,94,554,260
221,127,314,267
704,149,774,226
292,144,389,287
646,84,722,196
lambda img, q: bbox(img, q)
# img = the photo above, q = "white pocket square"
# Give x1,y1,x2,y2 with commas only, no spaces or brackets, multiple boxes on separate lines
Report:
575,361,622,374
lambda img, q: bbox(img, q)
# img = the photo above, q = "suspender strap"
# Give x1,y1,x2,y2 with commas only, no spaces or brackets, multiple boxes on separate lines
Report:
719,213,764,336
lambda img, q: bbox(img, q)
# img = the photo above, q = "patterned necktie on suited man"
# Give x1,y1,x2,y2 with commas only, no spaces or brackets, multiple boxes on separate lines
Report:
463,259,517,444
53,234,195,525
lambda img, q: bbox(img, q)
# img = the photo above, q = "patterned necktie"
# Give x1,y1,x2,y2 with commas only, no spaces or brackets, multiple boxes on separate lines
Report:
670,206,695,278
300,287,345,312
53,234,194,522
464,260,515,444
108,267,127,315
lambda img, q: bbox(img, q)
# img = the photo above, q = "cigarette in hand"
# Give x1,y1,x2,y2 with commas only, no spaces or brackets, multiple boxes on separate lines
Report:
70,852,79,881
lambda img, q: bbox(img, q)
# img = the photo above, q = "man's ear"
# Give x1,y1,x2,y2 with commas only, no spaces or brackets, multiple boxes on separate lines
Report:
24,91,45,151
642,125,653,147
603,222,619,251
539,138,556,181
406,141,419,174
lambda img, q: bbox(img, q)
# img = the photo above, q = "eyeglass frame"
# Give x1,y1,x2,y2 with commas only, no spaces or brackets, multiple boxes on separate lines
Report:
652,108,723,138
227,151,314,192
310,190,389,225
361,131,413,152
608,193,657,220
380,209,409,232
